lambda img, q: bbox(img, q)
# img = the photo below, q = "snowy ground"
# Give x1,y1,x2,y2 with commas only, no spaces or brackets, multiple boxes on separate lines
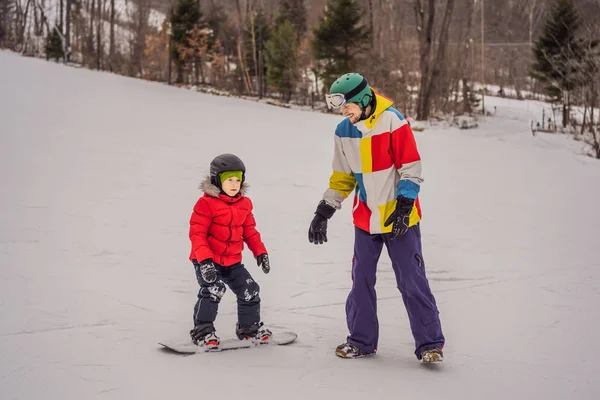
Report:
1,51,599,400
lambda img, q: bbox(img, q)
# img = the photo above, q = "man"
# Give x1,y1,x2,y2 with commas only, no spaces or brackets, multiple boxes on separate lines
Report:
308,73,445,363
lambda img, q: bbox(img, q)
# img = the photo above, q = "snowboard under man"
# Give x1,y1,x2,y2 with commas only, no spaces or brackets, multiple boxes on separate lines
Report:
308,73,445,362
188,154,271,350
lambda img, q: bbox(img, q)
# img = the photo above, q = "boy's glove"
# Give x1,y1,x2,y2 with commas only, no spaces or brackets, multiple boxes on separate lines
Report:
308,201,336,245
257,254,270,274
197,258,217,283
384,196,415,239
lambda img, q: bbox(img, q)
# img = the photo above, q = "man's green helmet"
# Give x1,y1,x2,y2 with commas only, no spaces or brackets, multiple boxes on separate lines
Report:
329,73,373,110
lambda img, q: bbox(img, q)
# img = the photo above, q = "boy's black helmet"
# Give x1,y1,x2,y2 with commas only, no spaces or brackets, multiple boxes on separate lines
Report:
209,154,246,186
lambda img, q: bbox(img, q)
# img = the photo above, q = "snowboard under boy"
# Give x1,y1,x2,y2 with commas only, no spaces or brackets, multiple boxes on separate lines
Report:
188,153,271,349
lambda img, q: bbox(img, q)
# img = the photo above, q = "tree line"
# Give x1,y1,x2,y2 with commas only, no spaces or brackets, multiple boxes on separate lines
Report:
1,0,599,156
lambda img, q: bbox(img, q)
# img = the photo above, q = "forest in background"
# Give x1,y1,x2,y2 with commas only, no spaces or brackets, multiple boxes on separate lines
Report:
1,0,599,156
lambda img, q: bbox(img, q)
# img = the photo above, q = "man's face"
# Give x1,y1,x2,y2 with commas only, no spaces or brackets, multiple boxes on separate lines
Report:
341,103,362,124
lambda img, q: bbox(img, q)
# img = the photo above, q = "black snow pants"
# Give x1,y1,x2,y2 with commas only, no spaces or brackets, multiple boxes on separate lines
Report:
192,260,261,331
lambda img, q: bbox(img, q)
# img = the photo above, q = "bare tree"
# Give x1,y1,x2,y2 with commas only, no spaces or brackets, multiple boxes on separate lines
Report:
65,0,71,58
455,0,475,114
578,33,600,158
413,0,455,120
0,0,15,48
86,0,95,66
32,0,41,36
130,0,151,77
249,10,258,94
15,0,33,51
109,0,115,71
95,0,106,70
234,0,254,94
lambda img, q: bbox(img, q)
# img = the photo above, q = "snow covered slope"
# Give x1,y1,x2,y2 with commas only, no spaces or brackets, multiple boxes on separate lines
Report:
1,51,599,399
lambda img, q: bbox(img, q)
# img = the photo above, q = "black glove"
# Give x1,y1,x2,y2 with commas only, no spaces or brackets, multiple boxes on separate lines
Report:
257,254,270,274
308,200,336,245
197,258,217,283
384,196,415,239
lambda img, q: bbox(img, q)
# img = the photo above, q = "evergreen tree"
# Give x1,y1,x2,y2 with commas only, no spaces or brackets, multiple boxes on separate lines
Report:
531,0,584,126
276,0,307,42
311,0,370,91
265,20,299,103
45,26,65,62
170,0,202,83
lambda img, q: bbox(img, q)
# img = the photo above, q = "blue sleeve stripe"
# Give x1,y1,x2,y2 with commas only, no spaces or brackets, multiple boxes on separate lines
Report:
396,180,420,199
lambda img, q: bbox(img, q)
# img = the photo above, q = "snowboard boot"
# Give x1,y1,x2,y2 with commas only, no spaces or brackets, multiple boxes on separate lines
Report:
335,342,376,359
235,322,272,344
255,322,272,344
202,332,220,350
420,347,444,363
190,322,219,349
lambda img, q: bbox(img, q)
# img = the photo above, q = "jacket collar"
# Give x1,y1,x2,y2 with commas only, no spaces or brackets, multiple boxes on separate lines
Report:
363,90,393,129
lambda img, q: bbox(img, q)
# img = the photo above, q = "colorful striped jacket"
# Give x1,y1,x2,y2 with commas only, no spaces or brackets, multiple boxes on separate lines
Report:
322,91,423,234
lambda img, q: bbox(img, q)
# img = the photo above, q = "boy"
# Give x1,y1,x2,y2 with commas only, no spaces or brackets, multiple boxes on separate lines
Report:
189,153,271,349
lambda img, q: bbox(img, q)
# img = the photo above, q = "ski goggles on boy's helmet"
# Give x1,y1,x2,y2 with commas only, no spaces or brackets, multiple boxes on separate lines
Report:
325,93,347,109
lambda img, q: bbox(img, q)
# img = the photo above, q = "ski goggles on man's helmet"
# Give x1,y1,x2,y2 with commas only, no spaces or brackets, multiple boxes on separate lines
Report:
325,93,347,109
325,76,370,110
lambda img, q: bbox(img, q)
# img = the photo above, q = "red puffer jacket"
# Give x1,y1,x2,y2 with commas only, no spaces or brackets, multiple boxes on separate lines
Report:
189,178,267,267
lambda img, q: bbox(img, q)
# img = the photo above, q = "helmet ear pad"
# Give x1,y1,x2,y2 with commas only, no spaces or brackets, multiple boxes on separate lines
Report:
358,91,374,110
210,174,221,189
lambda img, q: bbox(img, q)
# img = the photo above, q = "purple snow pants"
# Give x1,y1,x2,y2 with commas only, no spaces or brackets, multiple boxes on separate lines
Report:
346,224,445,358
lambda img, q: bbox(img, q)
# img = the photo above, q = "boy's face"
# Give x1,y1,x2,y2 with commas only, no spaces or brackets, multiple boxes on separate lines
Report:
341,103,362,124
222,177,241,196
